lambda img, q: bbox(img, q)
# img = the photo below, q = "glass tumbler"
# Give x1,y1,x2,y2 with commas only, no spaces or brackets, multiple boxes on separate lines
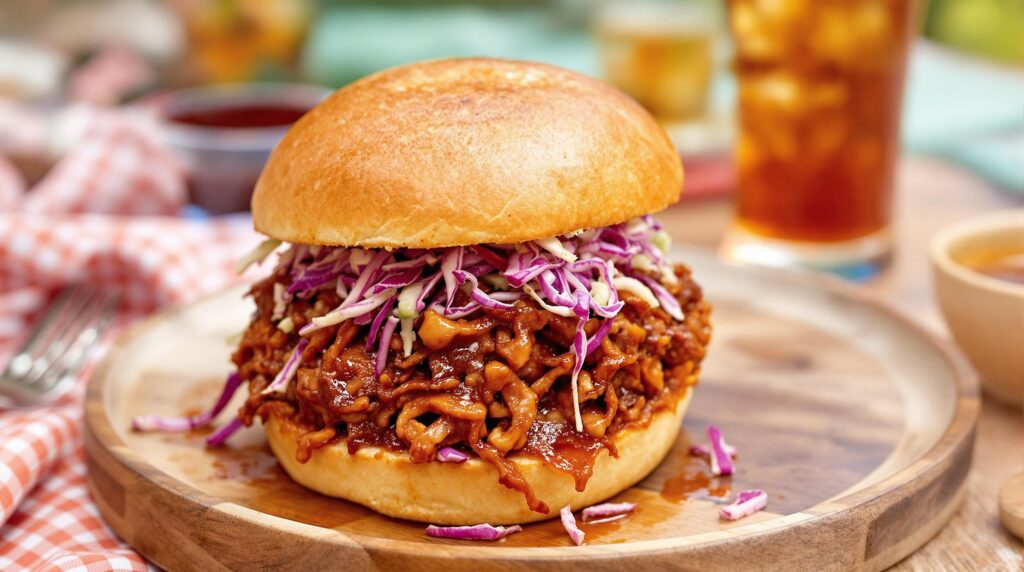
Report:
721,0,921,279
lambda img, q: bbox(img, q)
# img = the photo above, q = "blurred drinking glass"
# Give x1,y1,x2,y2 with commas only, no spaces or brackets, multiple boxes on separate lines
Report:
721,0,922,278
171,0,312,84
594,0,721,126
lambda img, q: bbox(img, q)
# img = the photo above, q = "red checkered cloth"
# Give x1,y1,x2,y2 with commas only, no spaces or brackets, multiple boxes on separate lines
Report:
0,103,185,216
0,105,263,571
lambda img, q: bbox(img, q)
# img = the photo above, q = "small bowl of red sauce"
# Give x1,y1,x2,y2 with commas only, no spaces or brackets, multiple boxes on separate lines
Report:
148,83,331,213
931,210,1024,406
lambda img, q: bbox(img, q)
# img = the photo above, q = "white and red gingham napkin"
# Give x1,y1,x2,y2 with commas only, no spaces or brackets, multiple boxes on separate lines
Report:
1,104,186,217
0,102,263,571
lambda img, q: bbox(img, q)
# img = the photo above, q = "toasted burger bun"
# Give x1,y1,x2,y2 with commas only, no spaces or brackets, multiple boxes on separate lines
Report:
265,389,691,525
252,58,683,248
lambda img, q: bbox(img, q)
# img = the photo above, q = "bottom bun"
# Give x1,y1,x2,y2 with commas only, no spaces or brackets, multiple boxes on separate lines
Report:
265,389,691,525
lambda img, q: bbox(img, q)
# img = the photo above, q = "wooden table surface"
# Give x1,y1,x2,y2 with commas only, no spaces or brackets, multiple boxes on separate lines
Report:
659,155,1024,570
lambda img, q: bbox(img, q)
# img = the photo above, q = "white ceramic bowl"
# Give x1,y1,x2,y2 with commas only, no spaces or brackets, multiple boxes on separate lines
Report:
930,209,1024,406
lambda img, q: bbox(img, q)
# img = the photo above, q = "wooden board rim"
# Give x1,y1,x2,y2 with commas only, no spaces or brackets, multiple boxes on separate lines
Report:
84,252,980,569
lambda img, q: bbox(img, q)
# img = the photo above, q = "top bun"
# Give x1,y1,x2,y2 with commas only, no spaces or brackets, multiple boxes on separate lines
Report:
252,58,683,248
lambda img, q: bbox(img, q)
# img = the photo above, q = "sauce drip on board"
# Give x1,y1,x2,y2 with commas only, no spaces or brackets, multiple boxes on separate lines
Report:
209,444,284,484
661,464,731,503
580,514,629,543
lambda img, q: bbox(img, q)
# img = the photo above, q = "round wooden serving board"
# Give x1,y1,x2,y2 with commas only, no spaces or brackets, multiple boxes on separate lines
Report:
84,248,978,572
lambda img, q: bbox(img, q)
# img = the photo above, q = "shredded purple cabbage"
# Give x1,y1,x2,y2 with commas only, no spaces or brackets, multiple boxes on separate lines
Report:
230,214,679,437
689,441,738,460
374,316,399,378
131,372,248,447
131,372,244,433
707,425,734,477
580,501,637,522
425,523,522,541
365,296,397,351
205,417,244,447
435,446,470,463
261,338,309,396
267,216,678,435
636,275,683,321
719,489,768,521
560,506,585,546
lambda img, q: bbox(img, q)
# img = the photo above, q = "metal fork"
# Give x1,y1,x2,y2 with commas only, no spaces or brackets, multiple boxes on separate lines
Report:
0,284,118,407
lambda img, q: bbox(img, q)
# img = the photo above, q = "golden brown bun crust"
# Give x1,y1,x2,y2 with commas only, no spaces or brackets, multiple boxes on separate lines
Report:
252,58,683,248
264,389,690,525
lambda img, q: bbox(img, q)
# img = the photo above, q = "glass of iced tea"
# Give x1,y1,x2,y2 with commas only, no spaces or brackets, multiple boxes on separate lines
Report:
721,0,921,278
